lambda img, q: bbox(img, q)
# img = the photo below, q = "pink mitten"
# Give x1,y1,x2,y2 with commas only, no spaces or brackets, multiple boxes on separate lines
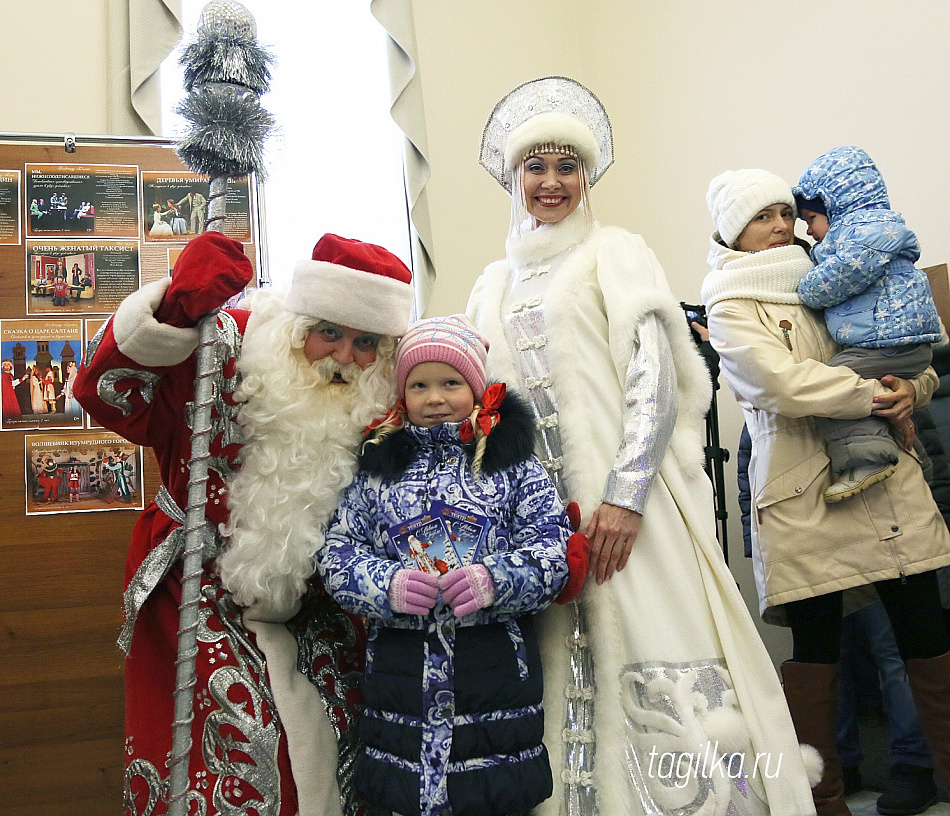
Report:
388,569,440,615
440,565,495,618
155,231,253,328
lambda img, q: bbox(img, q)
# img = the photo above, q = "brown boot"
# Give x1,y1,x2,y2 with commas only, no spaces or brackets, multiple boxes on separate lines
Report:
905,650,950,784
781,660,852,816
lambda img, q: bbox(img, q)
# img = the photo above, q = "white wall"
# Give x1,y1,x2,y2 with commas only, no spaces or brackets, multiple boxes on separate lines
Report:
411,0,950,665
1,2,110,134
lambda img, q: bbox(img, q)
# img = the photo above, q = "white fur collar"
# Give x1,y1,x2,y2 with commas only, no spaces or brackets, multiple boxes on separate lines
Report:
505,208,592,268
702,238,813,309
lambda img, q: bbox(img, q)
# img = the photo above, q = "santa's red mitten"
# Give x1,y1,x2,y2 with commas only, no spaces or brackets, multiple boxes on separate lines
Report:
555,532,591,604
566,501,582,533
155,231,253,328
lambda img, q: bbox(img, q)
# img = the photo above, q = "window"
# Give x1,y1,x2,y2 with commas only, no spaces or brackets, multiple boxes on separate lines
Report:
161,1,409,289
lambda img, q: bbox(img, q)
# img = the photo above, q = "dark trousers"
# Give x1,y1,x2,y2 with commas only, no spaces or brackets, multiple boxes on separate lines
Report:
785,570,950,663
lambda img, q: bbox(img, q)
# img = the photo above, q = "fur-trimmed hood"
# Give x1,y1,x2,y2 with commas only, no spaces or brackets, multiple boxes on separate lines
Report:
359,388,537,480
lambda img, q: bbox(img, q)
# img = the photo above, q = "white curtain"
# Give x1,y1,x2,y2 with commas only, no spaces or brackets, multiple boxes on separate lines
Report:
370,0,436,316
109,0,183,135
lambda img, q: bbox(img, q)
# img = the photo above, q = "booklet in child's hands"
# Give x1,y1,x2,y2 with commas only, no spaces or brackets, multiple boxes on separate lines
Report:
385,512,452,575
431,501,490,568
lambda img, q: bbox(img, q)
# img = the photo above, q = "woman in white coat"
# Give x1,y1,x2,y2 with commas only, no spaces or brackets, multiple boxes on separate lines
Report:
467,77,817,816
702,169,950,816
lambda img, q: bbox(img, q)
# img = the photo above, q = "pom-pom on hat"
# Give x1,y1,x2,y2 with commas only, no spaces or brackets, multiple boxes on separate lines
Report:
286,233,413,338
706,169,796,247
396,314,489,400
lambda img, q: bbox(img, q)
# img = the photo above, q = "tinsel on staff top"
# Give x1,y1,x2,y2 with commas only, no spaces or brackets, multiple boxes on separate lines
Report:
179,0,274,94
175,0,275,180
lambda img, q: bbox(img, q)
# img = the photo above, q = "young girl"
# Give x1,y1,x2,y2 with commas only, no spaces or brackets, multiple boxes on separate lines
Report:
316,314,580,816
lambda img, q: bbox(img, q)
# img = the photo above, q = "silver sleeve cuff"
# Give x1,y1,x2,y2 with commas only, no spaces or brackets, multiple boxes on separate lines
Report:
603,313,678,513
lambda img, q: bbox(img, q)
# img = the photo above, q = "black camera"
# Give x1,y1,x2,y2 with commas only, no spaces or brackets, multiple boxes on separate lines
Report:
681,302,707,341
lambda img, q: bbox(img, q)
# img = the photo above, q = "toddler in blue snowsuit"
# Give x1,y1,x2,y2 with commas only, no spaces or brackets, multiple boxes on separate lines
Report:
794,146,941,502
315,314,588,816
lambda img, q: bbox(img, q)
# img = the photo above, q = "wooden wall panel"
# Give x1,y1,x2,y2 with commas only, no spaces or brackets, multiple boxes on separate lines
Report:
0,137,254,815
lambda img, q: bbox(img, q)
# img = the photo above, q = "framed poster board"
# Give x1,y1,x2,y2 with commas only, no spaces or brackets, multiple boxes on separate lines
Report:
0,133,264,814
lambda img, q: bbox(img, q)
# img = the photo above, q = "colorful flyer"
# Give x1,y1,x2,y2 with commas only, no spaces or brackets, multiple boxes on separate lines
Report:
1,319,84,431
26,163,139,238
25,431,144,515
142,171,252,243
0,169,21,245
26,239,140,315
385,511,456,575
431,501,489,567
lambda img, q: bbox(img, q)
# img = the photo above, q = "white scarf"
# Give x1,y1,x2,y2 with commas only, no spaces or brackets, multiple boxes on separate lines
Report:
702,239,813,309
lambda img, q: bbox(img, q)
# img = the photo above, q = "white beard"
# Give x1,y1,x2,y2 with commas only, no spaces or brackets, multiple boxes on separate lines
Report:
216,289,396,617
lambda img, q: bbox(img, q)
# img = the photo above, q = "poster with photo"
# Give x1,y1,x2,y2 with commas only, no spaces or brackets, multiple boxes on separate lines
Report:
25,431,143,515
26,163,139,238
1,319,84,431
26,239,139,315
142,171,252,243
0,169,21,245
83,319,109,429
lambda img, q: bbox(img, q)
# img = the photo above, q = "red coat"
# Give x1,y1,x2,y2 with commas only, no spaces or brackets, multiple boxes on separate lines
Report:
1,370,20,420
76,306,368,816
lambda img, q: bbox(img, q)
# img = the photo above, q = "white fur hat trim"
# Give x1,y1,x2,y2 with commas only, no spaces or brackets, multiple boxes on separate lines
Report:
504,112,601,173
286,260,413,338
706,169,795,247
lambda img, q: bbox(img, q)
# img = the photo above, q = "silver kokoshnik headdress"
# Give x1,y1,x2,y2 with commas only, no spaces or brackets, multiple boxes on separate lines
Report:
479,76,614,194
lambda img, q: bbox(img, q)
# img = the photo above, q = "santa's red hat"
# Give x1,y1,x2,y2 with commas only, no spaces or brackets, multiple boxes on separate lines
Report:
286,233,413,337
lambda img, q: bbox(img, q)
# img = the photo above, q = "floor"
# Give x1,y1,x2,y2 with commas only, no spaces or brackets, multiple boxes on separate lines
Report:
847,789,950,816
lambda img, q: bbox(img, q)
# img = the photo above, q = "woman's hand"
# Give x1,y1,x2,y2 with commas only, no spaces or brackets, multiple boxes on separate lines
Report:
585,502,642,584
872,375,915,422
889,416,917,452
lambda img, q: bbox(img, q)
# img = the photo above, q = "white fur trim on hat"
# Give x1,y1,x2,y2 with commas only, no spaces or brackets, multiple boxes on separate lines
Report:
504,111,601,173
113,278,200,367
285,260,413,337
706,169,795,247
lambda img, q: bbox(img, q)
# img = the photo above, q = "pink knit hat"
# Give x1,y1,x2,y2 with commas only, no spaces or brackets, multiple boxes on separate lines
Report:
396,314,489,399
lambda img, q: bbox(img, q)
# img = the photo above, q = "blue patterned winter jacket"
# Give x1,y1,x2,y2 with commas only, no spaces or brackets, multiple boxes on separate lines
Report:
316,390,570,816
794,145,940,348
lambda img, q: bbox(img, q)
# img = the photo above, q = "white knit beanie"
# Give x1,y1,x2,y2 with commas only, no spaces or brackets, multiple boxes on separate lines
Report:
706,169,795,247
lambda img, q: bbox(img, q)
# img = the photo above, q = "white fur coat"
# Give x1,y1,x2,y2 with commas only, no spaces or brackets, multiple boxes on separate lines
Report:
468,221,817,816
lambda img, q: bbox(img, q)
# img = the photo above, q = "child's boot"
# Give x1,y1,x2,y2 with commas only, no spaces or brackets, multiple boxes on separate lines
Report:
823,463,897,503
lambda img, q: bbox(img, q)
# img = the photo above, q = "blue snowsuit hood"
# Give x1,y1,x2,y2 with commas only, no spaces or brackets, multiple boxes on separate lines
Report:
792,146,940,348
794,145,889,222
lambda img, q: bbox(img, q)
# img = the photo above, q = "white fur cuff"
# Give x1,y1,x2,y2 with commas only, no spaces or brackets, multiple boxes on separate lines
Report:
113,278,200,367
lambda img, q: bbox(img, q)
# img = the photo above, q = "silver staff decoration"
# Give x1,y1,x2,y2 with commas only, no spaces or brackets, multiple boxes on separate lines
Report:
168,2,273,813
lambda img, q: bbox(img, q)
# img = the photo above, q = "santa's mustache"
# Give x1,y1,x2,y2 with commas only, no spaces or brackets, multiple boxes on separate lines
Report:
312,356,364,386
